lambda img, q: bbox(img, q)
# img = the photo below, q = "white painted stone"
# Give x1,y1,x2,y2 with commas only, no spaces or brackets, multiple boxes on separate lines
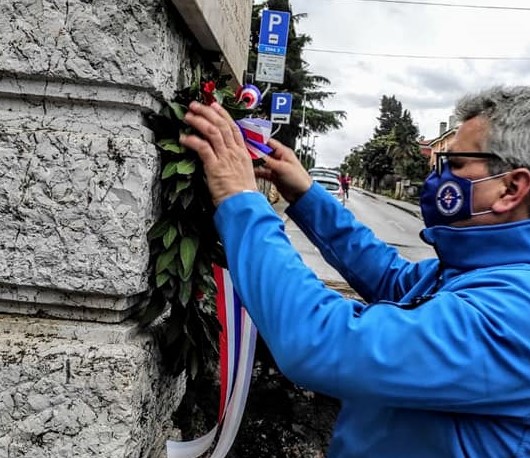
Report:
0,0,192,99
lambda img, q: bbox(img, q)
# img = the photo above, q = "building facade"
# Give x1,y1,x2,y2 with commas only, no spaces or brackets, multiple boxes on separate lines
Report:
0,1,251,456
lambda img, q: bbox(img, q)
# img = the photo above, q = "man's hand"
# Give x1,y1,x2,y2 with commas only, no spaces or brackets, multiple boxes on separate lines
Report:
257,139,313,203
179,102,258,207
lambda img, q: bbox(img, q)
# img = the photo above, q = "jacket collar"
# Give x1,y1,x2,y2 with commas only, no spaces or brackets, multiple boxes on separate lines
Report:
420,219,530,270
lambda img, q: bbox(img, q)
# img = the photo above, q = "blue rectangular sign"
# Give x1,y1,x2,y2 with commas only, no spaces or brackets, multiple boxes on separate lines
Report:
271,93,292,114
271,93,293,124
258,10,291,56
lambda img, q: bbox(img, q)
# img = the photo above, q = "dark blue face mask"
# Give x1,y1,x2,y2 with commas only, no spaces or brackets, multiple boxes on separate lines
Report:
420,159,508,228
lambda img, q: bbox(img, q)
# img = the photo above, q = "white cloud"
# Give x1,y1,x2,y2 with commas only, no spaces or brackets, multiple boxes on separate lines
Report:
287,0,530,167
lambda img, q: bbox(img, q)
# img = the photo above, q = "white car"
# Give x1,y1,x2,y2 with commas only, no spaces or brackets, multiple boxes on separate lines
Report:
311,174,343,202
308,167,341,181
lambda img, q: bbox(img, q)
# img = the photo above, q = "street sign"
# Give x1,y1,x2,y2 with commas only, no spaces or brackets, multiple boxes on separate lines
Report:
258,10,291,56
256,53,286,84
271,93,292,124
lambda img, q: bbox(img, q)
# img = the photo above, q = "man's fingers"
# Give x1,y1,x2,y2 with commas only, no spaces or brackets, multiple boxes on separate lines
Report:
187,102,240,150
184,111,228,155
179,134,217,167
211,103,247,149
268,139,296,161
260,153,283,172
254,167,273,181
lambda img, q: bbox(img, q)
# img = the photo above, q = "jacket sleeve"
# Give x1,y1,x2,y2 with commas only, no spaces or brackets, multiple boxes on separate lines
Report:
286,183,433,303
214,191,530,417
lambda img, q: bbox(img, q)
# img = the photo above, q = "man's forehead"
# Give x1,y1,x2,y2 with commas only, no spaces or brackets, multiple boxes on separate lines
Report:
448,117,489,153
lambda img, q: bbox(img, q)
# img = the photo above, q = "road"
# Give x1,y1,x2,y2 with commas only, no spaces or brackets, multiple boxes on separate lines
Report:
284,188,436,284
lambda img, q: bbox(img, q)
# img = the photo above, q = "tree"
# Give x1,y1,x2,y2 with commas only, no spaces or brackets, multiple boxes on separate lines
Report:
375,95,403,137
341,95,429,192
388,110,429,182
360,136,394,192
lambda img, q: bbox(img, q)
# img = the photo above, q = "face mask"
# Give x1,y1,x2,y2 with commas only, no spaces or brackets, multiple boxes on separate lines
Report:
420,161,508,228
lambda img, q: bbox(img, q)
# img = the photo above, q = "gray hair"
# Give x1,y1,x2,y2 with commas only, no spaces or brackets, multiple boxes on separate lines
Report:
454,86,530,171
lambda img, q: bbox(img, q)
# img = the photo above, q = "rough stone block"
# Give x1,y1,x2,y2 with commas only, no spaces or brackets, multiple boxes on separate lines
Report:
0,0,191,99
0,315,186,458
0,87,159,300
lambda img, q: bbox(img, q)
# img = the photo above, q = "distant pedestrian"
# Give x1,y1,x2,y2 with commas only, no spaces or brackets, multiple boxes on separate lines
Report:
339,173,350,199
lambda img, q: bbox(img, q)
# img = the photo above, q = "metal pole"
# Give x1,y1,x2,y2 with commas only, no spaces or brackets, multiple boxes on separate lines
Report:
312,135,319,164
299,93,307,154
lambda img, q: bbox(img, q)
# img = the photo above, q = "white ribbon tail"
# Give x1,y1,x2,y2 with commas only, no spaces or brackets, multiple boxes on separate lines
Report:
167,426,218,458
210,312,257,457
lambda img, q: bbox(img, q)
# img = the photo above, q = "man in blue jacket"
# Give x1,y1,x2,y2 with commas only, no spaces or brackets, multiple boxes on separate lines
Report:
180,86,530,457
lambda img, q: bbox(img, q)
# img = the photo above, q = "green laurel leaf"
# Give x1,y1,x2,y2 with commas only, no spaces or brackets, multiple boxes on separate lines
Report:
177,159,196,175
168,102,187,121
162,161,180,179
158,139,186,154
163,225,178,249
180,237,199,279
156,244,179,274
156,272,171,288
147,219,170,241
175,179,191,195
179,280,193,306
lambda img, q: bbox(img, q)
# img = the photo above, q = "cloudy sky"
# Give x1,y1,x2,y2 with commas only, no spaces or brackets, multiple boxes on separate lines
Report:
285,0,530,168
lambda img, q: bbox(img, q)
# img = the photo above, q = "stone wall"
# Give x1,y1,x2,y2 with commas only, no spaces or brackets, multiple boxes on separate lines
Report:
0,0,191,308
0,0,251,455
0,315,185,458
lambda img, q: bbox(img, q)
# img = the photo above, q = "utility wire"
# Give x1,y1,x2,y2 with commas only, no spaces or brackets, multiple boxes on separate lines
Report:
305,48,530,60
342,0,530,11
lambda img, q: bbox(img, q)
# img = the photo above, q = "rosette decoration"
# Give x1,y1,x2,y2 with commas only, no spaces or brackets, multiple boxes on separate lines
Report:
235,83,262,109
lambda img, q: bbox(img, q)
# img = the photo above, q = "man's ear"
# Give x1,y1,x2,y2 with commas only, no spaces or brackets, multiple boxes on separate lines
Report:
492,168,530,214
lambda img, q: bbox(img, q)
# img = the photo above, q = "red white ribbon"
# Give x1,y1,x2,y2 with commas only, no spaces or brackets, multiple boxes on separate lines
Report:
236,118,274,160
167,265,257,458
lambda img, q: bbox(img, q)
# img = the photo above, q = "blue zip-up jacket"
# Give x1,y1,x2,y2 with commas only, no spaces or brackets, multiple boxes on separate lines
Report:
214,183,530,457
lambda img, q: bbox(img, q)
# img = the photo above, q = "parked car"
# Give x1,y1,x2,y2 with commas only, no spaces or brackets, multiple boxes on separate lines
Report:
311,174,344,202
308,167,341,181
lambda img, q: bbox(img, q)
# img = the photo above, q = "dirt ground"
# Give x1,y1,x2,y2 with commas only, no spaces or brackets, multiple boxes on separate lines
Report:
175,352,340,458
174,281,360,457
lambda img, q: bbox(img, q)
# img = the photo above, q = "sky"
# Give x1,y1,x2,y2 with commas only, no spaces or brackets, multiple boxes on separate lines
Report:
285,0,530,168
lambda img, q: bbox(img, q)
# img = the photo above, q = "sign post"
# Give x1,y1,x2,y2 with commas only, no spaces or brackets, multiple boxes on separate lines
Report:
271,93,293,124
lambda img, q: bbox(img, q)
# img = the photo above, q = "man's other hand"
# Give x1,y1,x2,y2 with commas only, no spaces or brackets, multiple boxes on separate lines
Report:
257,139,312,203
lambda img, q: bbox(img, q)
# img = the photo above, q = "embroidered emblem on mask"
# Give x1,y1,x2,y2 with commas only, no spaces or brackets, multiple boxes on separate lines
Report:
436,181,464,215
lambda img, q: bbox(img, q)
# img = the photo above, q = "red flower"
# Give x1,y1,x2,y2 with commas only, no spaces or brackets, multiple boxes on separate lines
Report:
195,289,205,301
201,81,217,105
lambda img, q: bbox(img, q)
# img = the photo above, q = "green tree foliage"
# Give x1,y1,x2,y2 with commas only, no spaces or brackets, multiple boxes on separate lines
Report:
250,0,346,152
389,109,430,182
360,136,394,192
341,95,429,191
375,95,403,137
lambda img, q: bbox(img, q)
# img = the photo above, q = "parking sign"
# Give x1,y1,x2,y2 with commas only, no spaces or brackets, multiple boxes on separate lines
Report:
271,93,293,124
258,10,291,56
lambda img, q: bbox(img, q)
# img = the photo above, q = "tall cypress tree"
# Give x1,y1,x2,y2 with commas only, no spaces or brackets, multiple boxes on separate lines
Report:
344,95,428,191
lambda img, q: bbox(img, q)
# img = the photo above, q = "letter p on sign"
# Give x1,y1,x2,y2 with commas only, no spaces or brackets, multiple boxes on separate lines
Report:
271,93,292,124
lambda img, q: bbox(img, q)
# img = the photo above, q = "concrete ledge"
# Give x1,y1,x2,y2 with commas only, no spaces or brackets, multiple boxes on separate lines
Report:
172,0,252,82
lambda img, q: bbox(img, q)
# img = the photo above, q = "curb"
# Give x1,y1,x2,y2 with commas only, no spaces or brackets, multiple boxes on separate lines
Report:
385,201,422,219
356,189,421,220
